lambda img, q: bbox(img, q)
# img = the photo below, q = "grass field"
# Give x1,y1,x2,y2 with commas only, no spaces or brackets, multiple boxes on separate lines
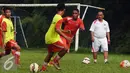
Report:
0,48,130,73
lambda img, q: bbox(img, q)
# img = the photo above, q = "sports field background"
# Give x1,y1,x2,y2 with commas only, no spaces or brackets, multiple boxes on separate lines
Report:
0,48,130,73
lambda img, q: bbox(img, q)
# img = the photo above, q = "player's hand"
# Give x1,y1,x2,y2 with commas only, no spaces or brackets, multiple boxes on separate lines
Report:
67,30,71,34
62,30,71,34
91,37,94,42
65,36,73,43
108,40,110,44
64,45,69,50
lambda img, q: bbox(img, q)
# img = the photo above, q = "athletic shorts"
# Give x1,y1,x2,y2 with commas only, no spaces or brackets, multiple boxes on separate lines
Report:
5,40,17,49
92,37,108,52
4,40,17,53
48,36,70,53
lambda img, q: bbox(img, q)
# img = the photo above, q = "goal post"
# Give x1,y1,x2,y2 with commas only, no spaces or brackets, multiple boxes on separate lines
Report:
0,3,105,51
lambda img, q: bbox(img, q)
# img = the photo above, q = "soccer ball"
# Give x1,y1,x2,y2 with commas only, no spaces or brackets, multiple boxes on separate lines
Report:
82,57,90,64
120,60,130,68
30,63,39,73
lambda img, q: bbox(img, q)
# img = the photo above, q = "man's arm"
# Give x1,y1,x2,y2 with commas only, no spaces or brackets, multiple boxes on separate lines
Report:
91,32,94,42
1,21,7,48
61,30,71,34
106,32,110,42
61,17,71,34
55,19,72,43
89,21,95,42
106,22,110,44
79,19,85,31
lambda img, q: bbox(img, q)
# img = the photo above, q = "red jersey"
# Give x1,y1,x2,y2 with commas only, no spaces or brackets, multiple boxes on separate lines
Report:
63,17,85,38
0,15,5,48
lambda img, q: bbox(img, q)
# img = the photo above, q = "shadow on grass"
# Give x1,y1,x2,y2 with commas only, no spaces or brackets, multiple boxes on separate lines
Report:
21,48,47,53
21,47,130,55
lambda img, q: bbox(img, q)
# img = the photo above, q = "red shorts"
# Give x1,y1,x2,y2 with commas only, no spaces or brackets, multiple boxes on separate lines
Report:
48,36,70,53
4,40,17,55
5,40,17,49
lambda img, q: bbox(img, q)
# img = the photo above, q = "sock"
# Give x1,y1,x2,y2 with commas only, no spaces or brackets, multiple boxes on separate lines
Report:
12,50,16,55
14,51,20,65
94,59,97,62
49,57,54,65
41,62,48,71
53,55,61,63
104,59,108,62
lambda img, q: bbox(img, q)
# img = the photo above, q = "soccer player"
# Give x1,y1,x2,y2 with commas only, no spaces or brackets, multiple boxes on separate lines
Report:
56,8,85,52
0,7,5,48
0,7,21,65
89,11,110,63
41,3,72,71
48,8,85,67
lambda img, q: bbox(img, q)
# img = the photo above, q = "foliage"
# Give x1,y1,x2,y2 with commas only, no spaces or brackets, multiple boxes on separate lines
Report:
21,9,49,47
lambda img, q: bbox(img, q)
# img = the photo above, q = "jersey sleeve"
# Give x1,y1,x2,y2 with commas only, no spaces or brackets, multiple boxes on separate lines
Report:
55,19,63,30
89,21,95,32
1,21,7,32
0,16,2,24
79,19,85,30
106,22,110,32
63,17,68,23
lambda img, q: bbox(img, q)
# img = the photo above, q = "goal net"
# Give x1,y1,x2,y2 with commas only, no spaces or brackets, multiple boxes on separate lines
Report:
0,3,105,51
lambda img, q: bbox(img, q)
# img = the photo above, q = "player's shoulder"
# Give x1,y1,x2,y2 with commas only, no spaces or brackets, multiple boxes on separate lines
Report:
92,19,98,24
0,15,2,18
65,16,72,20
2,17,6,21
103,19,108,24
77,18,83,22
77,18,82,20
3,17,8,21
0,15,4,18
52,14,62,22
54,14,62,18
53,14,62,20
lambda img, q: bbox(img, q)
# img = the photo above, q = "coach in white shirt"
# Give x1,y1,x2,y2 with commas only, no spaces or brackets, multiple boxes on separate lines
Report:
89,11,110,63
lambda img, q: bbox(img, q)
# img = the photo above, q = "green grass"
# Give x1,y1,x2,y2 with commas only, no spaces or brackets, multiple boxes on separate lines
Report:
0,48,130,73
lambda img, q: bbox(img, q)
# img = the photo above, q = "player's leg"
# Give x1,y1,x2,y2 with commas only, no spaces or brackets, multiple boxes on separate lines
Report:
101,37,108,63
92,52,97,63
41,36,68,71
48,41,71,67
12,45,21,65
92,37,100,63
41,45,55,71
53,48,67,70
104,51,108,63
52,36,68,70
0,41,12,58
9,40,21,65
67,42,71,53
48,53,55,67
0,49,11,58
48,43,71,67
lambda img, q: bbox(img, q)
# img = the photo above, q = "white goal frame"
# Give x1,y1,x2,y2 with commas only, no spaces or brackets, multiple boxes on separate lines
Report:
0,3,105,51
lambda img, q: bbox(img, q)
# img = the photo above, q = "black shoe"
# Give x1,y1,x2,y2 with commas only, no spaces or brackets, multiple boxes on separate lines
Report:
105,61,109,64
94,61,97,64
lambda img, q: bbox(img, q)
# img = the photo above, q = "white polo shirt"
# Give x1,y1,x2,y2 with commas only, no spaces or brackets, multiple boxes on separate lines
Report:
89,19,110,38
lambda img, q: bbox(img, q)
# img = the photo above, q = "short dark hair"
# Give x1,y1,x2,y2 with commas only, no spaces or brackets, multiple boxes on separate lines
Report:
56,3,65,11
73,8,79,13
97,11,104,15
3,7,11,13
